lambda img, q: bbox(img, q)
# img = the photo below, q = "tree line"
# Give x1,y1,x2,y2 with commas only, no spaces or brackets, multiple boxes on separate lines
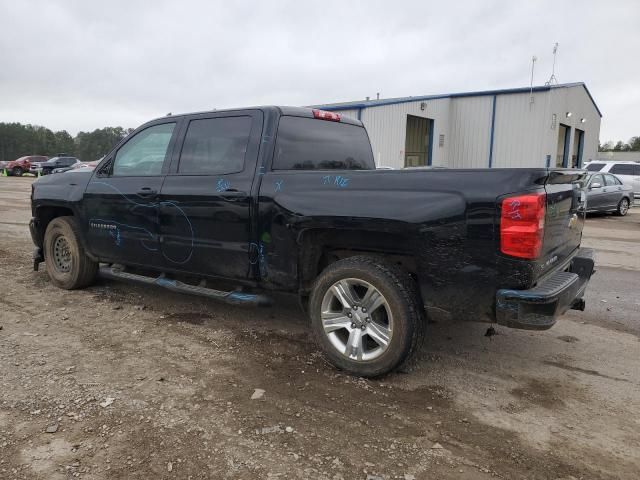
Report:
599,137,640,152
0,122,133,163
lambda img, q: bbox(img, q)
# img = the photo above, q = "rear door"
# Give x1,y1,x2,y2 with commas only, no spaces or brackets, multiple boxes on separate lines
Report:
604,174,623,207
158,110,263,279
82,121,179,268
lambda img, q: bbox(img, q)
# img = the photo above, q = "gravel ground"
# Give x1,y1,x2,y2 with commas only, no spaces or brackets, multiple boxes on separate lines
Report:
1,176,639,479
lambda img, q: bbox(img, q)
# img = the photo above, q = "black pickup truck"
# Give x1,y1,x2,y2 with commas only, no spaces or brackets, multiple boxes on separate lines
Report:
30,106,595,376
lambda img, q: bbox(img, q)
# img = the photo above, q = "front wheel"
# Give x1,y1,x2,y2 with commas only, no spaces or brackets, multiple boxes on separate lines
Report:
12,167,23,176
44,216,98,289
309,256,423,377
616,198,629,216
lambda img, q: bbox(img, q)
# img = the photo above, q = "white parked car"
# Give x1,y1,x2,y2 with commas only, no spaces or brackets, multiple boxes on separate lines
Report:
584,161,640,199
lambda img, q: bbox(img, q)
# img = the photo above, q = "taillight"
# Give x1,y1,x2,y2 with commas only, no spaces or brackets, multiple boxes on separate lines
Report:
312,109,341,122
500,192,546,259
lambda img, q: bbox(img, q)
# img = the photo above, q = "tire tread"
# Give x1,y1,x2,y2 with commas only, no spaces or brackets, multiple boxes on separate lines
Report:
44,216,97,289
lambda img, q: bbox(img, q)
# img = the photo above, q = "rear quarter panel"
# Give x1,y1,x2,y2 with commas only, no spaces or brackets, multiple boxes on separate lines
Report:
257,168,550,321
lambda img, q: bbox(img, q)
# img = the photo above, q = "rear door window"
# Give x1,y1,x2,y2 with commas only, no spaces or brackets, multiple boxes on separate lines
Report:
273,116,375,170
610,164,634,175
178,116,252,175
604,174,618,186
585,163,605,171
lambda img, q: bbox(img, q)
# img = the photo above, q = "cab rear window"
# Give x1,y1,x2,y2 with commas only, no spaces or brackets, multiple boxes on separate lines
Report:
273,116,375,170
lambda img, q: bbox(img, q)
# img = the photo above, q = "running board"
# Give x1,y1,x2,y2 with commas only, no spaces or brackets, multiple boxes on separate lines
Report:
99,266,272,306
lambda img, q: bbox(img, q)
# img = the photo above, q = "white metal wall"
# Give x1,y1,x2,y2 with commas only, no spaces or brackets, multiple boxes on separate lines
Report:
360,98,451,168
544,87,601,166
333,109,360,121
448,96,493,168
491,90,549,168
325,85,601,169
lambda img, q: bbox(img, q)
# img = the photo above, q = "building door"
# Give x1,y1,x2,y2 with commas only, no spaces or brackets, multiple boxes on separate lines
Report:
405,115,433,167
571,128,584,168
556,124,571,168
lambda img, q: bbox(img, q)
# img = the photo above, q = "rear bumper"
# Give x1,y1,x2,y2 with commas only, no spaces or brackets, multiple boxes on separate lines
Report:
496,248,595,330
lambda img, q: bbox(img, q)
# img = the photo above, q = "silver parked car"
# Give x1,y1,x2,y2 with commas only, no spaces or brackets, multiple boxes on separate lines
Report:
585,172,633,216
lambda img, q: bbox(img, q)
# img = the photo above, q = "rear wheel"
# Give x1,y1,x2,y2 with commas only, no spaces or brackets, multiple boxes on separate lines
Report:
44,216,98,289
616,198,629,216
12,167,23,176
309,256,423,377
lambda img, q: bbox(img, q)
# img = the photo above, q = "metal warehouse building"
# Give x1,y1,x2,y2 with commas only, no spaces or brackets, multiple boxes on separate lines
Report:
314,82,602,170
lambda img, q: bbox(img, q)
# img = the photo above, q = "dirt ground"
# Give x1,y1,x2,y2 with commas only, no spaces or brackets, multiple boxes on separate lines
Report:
1,176,639,480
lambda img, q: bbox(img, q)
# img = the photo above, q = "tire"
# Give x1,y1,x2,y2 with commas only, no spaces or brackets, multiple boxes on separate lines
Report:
309,256,424,377
616,198,629,216
12,167,23,177
44,216,98,289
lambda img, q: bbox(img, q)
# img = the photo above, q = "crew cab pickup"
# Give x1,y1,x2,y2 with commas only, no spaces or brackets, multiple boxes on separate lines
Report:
29,106,595,376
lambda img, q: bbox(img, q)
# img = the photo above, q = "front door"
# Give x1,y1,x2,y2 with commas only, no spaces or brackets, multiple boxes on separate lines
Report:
82,121,179,268
158,111,263,280
587,174,607,209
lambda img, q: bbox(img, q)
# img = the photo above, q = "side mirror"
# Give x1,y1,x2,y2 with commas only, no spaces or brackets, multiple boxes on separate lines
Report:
590,182,602,189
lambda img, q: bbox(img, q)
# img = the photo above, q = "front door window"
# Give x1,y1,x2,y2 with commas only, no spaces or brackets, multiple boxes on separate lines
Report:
113,123,175,176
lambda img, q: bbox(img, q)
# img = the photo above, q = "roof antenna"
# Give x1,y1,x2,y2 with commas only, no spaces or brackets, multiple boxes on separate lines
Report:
529,55,537,107
545,43,559,86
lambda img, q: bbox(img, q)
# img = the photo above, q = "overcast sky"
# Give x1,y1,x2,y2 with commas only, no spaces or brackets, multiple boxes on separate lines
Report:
1,0,638,142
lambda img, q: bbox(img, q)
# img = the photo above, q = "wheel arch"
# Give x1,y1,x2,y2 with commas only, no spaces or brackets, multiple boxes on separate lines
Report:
34,205,95,260
297,228,419,295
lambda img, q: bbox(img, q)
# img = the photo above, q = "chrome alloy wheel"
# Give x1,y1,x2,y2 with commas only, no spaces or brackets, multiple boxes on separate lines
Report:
320,278,393,362
52,235,72,273
619,199,629,215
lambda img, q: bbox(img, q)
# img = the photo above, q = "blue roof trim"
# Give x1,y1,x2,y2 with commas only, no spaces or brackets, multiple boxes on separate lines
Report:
581,84,603,118
314,82,602,118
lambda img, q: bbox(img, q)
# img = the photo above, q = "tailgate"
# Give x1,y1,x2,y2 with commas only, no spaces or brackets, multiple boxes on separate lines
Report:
540,169,587,277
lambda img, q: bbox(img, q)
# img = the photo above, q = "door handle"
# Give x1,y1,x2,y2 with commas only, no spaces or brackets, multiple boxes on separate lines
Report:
137,187,157,197
220,189,248,201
